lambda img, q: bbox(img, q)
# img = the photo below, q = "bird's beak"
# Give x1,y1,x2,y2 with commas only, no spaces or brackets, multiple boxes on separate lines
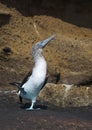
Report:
39,34,56,49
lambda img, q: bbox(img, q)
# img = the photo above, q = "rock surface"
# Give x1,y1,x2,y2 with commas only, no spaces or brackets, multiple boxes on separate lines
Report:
39,83,92,107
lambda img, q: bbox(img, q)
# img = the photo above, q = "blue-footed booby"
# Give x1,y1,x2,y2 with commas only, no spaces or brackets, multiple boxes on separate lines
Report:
10,35,55,110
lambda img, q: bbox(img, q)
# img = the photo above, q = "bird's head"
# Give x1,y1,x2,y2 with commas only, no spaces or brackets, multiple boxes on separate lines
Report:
32,35,56,58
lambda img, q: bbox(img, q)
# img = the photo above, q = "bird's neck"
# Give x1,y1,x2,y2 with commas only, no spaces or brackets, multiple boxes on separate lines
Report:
34,56,46,68
32,55,47,80
33,52,43,63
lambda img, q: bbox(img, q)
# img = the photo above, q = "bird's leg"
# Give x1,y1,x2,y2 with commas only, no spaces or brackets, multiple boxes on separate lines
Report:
19,96,22,104
26,100,40,111
26,100,35,110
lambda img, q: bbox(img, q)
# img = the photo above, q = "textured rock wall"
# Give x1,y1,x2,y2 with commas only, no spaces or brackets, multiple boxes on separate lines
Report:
0,0,92,107
39,83,92,107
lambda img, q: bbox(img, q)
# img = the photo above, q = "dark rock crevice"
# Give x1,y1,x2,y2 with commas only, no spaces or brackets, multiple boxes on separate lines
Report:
0,13,11,27
0,0,92,28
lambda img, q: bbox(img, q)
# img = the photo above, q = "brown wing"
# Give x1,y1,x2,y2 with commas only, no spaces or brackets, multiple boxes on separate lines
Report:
40,75,48,90
20,70,32,87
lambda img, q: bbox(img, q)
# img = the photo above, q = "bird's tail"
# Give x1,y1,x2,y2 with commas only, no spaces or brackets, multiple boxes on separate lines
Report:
9,82,21,87
10,82,26,95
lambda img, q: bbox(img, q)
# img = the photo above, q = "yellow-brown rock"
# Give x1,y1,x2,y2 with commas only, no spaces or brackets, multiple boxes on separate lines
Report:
39,83,92,107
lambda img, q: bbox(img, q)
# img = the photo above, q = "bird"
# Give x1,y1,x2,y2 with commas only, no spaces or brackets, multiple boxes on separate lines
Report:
10,35,55,110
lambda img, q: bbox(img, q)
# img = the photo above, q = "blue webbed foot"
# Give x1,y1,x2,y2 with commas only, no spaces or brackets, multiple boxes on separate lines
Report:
26,107,40,111
26,107,34,111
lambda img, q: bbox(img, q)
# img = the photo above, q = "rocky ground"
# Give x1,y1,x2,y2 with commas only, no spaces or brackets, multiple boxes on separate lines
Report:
0,0,92,129
0,93,92,130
